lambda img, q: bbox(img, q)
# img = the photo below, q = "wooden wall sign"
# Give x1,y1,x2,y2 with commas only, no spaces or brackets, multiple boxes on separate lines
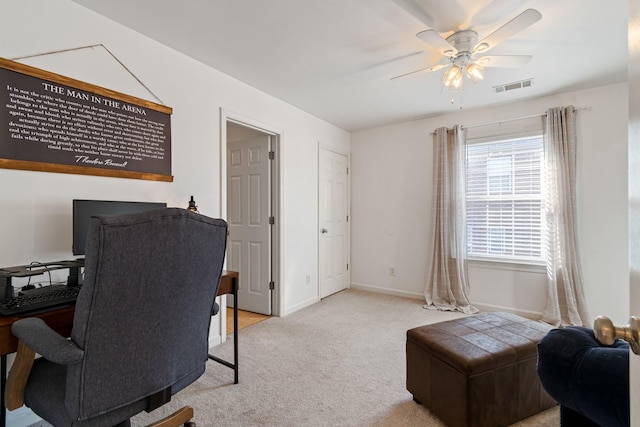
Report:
0,58,173,181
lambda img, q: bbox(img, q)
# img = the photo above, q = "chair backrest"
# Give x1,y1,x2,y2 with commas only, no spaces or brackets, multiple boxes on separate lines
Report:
65,208,227,421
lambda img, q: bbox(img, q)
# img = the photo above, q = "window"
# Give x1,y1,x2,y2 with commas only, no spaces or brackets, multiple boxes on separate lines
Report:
465,135,544,263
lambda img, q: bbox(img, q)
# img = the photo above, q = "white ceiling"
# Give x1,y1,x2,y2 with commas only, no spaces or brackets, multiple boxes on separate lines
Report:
71,0,628,132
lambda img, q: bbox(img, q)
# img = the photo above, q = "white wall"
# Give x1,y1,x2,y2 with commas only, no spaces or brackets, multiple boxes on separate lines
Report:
0,0,350,328
351,83,629,323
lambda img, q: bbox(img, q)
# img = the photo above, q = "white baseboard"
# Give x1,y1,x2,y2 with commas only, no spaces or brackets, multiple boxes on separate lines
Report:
350,282,543,320
471,302,543,320
208,313,223,348
350,282,424,300
208,333,222,350
283,296,319,316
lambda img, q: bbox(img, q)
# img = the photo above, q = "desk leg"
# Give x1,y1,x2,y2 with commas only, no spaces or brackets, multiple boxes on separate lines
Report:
1,354,6,427
233,286,239,384
208,287,239,384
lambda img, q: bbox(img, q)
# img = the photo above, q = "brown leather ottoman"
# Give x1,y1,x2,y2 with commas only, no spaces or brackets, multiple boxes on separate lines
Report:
406,312,556,427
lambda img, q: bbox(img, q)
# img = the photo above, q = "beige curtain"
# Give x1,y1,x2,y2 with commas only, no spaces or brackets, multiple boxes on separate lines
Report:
424,126,478,314
542,106,590,326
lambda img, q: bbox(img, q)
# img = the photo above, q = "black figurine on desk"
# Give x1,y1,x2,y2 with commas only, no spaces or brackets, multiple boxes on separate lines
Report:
187,195,199,213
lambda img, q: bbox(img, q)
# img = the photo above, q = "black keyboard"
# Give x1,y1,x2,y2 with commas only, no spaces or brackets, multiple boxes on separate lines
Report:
0,285,81,316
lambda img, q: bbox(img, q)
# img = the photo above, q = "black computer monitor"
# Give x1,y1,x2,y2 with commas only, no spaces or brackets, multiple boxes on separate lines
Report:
72,199,167,256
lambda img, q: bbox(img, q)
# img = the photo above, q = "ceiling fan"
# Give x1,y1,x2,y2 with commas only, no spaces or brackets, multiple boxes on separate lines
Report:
392,8,542,90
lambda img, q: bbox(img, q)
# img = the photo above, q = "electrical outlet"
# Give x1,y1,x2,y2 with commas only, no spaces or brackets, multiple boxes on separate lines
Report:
388,266,396,276
306,274,311,284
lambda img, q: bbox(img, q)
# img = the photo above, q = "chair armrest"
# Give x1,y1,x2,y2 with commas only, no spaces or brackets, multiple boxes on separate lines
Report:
6,318,85,411
12,318,84,364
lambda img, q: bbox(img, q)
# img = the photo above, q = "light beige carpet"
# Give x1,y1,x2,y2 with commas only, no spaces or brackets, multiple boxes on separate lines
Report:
29,289,559,426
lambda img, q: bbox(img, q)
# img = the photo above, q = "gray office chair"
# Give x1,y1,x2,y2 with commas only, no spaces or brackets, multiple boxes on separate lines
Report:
5,208,227,427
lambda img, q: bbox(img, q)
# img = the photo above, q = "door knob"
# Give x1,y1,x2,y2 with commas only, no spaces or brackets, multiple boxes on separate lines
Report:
594,315,640,355
321,228,328,234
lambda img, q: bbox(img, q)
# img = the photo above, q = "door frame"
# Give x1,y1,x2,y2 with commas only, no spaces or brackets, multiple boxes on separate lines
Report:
220,108,282,318
628,0,639,423
318,143,351,299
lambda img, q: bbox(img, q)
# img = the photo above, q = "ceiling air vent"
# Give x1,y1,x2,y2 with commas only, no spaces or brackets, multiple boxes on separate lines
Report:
492,78,534,93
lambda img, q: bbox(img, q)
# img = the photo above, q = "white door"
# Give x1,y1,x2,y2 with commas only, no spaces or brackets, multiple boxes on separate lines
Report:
319,149,348,298
227,135,272,315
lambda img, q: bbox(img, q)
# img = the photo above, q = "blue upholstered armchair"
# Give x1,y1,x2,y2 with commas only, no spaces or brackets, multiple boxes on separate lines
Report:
537,325,630,427
5,208,227,427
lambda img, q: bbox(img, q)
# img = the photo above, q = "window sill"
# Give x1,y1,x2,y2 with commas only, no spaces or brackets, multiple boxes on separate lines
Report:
468,258,546,274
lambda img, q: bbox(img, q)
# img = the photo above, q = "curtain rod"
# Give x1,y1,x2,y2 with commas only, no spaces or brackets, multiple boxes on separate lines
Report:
462,105,590,130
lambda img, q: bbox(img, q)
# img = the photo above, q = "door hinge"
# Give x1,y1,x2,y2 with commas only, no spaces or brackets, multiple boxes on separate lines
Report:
269,216,275,225
269,151,275,160
346,167,349,174
347,263,349,271
269,281,275,290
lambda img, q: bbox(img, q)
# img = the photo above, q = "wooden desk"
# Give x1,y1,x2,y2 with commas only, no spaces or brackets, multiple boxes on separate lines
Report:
0,270,239,427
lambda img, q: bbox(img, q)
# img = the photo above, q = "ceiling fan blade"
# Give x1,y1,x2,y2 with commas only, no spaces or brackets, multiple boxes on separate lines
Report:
393,0,467,32
476,55,532,68
471,0,530,27
390,62,448,80
417,30,457,57
473,9,542,53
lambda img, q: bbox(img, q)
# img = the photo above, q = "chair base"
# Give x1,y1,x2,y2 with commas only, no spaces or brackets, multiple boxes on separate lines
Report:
146,406,195,427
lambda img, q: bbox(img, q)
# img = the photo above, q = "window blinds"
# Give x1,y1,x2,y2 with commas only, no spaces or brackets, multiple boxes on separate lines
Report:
465,135,544,263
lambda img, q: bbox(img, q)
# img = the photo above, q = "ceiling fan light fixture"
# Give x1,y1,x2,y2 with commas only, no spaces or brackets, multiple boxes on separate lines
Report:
396,7,542,101
442,64,463,88
465,63,485,83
